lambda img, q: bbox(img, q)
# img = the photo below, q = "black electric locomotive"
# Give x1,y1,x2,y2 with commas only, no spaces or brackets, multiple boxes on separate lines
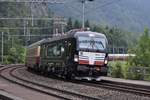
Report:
26,29,108,80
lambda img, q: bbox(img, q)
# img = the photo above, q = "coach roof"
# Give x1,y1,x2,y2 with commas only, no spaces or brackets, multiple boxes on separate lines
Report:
27,31,107,47
42,31,107,44
75,31,106,38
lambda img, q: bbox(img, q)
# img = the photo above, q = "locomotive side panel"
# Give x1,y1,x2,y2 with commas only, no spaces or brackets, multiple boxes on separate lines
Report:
39,38,76,74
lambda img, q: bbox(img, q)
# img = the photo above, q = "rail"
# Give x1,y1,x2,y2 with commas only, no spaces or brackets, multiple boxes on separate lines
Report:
0,65,102,100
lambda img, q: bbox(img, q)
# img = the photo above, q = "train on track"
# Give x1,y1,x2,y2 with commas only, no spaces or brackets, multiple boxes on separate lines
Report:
25,29,109,81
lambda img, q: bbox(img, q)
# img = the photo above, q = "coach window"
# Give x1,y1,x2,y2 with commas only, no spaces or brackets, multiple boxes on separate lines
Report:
57,42,65,57
47,44,55,57
68,40,72,55
52,45,58,57
61,47,65,54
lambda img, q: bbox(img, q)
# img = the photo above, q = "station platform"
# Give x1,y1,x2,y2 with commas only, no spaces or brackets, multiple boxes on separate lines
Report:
100,76,150,87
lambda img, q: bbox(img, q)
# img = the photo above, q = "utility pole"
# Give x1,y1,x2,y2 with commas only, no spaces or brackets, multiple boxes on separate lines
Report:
11,36,14,48
30,2,34,26
26,21,29,46
1,32,4,64
81,0,94,29
24,20,26,36
82,0,85,29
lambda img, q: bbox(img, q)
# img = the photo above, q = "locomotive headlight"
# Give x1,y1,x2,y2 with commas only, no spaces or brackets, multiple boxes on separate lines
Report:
104,60,108,64
74,55,79,62
74,58,78,62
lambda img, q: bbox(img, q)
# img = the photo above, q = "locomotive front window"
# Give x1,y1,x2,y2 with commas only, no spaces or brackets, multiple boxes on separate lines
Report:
78,36,106,51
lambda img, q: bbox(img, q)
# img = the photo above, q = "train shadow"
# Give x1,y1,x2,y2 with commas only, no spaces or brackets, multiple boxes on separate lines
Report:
26,67,101,85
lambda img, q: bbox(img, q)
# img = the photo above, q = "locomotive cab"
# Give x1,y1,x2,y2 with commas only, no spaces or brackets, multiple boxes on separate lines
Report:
73,31,108,79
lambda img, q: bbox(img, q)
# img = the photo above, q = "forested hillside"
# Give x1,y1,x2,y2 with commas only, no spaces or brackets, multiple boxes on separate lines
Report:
0,2,52,63
49,0,150,32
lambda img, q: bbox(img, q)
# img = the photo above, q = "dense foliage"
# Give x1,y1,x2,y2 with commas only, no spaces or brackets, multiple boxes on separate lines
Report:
4,45,26,64
108,61,129,78
108,29,150,81
130,29,150,67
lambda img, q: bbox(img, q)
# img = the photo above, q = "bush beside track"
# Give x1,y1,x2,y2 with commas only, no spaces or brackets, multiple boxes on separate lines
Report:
108,61,150,81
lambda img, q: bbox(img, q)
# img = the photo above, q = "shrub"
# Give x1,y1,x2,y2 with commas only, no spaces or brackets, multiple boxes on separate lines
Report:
108,61,124,78
3,45,26,64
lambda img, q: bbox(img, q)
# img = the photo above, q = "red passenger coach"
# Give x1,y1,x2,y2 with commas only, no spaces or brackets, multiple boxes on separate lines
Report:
25,40,43,69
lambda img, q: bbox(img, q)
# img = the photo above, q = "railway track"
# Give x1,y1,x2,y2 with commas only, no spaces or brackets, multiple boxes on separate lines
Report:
74,80,150,97
18,66,150,97
0,65,102,100
26,67,150,97
99,80,150,96
1,65,150,100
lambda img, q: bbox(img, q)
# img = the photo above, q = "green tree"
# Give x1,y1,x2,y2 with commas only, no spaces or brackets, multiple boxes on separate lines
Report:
4,45,26,64
130,28,150,67
110,62,124,78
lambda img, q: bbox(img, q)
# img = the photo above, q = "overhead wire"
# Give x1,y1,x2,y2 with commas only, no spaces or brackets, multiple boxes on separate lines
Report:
85,0,122,15
61,0,122,19
49,0,82,17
